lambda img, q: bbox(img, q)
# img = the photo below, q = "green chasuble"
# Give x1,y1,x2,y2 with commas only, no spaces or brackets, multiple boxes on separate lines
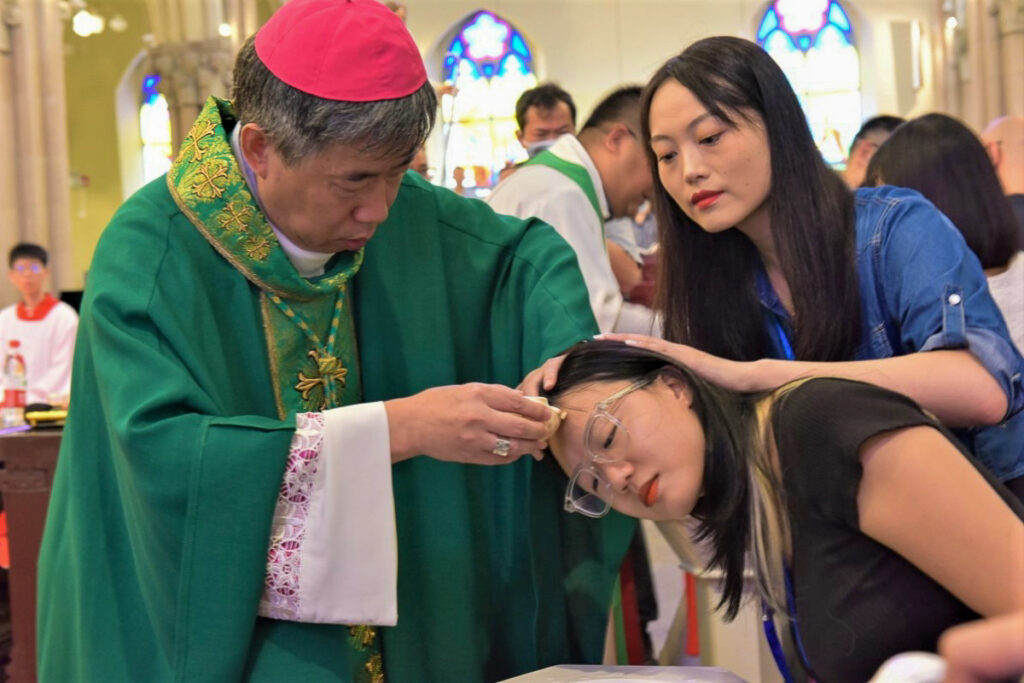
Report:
37,97,634,682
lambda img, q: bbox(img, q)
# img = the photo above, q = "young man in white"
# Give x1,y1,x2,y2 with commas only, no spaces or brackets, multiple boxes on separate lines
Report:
489,86,658,334
0,243,78,407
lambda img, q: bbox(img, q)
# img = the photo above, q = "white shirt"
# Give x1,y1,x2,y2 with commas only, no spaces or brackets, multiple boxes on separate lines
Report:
0,296,78,405
988,251,1024,354
487,134,659,335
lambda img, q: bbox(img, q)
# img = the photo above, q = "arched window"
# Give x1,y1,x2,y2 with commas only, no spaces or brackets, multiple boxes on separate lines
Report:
756,0,861,166
139,74,173,182
438,11,537,195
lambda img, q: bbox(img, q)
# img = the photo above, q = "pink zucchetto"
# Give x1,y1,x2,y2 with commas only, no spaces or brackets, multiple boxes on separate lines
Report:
254,0,428,102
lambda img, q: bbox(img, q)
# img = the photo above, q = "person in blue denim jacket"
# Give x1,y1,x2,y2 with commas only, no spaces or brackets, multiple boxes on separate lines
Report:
577,36,1024,496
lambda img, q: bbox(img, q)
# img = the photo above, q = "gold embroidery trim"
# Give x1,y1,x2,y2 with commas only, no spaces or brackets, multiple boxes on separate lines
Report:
295,349,348,410
365,653,384,683
179,118,218,163
348,624,377,649
260,292,288,420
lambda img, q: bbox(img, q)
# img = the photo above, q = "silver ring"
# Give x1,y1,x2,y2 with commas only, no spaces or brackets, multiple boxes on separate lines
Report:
492,437,511,457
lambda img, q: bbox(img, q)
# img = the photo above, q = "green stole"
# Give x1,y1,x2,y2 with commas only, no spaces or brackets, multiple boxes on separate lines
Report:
166,97,382,681
525,149,605,236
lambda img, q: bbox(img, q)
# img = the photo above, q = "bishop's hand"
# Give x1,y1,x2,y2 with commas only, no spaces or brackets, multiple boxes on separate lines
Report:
384,383,555,464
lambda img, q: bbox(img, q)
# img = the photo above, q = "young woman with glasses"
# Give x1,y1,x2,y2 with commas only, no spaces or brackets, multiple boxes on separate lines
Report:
541,340,1024,683
585,36,1024,498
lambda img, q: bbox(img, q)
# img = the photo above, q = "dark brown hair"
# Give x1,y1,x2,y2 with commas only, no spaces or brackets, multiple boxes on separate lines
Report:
864,113,1017,270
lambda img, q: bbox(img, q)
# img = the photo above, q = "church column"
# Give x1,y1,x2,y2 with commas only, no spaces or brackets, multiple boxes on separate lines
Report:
148,39,234,151
997,0,1024,115
143,0,252,152
0,0,74,299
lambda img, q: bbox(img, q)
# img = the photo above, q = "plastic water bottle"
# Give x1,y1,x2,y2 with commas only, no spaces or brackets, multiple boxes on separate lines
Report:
2,340,26,427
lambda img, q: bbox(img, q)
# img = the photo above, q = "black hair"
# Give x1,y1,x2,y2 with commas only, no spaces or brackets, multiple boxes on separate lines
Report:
514,82,577,132
863,113,1017,270
849,115,905,154
541,340,771,620
9,242,48,268
581,85,644,133
640,36,860,362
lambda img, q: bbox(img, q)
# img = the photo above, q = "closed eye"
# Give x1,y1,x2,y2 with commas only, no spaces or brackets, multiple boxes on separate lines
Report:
699,132,723,145
603,424,618,449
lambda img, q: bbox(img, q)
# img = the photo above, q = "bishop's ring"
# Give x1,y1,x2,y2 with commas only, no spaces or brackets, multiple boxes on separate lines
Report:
492,437,511,458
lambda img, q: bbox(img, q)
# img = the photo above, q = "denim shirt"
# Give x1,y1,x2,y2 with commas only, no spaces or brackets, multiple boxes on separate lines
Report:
758,186,1024,481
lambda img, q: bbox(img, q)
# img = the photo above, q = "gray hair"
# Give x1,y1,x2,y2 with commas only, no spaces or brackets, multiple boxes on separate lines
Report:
232,35,437,165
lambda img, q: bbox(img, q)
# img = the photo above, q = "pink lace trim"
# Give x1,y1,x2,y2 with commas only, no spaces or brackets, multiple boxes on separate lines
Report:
259,412,324,620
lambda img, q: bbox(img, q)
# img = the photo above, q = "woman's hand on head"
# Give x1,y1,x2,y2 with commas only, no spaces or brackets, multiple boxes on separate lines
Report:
518,353,567,394
384,383,555,464
597,334,765,392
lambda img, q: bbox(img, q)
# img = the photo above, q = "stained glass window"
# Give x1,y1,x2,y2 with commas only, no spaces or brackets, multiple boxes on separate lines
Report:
756,0,860,166
140,74,173,182
439,11,537,195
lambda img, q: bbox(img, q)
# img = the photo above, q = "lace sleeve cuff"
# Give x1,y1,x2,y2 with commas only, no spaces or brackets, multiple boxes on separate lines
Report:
260,403,397,624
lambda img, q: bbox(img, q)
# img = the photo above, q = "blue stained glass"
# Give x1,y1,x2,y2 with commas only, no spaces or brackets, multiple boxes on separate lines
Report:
763,29,796,54
755,0,861,168
457,58,482,81
499,54,531,77
815,23,850,49
510,33,530,61
440,11,538,191
464,12,510,59
757,8,780,42
142,74,160,94
828,1,852,32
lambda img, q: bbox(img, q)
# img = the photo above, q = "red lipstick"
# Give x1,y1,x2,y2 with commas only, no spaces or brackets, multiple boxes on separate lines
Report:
690,190,723,209
640,476,659,507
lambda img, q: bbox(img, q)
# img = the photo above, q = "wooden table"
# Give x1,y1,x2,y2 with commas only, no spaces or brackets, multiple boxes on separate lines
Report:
0,430,61,683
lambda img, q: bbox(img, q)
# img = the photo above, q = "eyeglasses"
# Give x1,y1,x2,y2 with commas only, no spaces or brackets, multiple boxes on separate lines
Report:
584,375,654,463
564,373,656,518
564,464,614,518
11,264,43,274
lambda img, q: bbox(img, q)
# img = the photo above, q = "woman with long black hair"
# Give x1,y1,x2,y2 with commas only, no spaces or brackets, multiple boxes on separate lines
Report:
585,36,1024,494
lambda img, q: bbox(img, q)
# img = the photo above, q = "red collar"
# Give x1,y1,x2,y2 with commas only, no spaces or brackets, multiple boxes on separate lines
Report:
17,293,59,321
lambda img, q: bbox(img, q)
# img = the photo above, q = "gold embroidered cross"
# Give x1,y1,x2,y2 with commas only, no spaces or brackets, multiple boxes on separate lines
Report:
219,202,253,232
179,120,217,163
243,235,271,261
193,163,228,199
295,350,348,409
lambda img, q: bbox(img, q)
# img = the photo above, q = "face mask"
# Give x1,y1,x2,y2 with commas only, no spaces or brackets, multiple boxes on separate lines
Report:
525,138,558,158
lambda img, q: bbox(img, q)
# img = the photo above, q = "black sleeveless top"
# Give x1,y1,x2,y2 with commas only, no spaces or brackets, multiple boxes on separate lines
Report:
771,378,1024,683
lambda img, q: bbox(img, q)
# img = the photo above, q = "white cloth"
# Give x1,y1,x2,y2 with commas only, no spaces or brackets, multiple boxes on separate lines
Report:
987,251,1024,354
487,135,659,335
259,406,397,625
232,126,399,625
0,299,78,404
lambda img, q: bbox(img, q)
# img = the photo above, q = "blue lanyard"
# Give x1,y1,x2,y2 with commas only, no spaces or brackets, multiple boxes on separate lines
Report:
763,328,809,680
762,568,813,683
775,320,795,361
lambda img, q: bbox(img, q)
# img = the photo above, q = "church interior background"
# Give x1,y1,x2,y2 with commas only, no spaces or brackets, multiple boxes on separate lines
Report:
0,0,1022,677
0,0,1021,304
